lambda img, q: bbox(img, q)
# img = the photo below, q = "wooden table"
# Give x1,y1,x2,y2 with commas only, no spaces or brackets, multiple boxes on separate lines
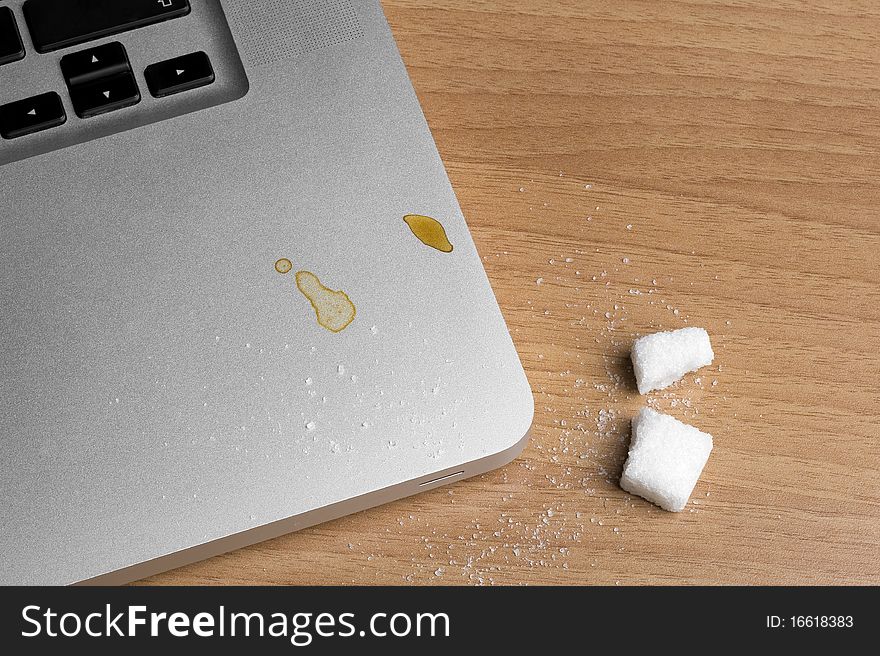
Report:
144,0,880,585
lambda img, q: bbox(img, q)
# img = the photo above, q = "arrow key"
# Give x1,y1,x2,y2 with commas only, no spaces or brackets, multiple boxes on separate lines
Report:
0,92,66,140
69,71,140,118
145,52,214,98
61,42,131,87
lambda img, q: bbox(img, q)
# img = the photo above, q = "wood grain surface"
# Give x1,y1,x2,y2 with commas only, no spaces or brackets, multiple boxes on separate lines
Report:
142,0,880,585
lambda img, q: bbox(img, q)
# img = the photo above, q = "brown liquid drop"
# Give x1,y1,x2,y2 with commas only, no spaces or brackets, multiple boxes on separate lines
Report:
295,271,356,333
404,214,453,253
275,258,293,274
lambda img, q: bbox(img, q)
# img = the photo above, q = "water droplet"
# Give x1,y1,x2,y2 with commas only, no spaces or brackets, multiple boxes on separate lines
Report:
403,215,454,253
274,258,293,274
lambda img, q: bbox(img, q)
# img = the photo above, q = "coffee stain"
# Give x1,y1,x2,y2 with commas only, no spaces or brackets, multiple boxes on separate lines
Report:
404,214,453,253
275,258,293,274
295,271,356,333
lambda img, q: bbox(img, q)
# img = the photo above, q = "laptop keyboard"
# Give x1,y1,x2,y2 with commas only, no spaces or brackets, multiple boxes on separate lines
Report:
0,0,248,165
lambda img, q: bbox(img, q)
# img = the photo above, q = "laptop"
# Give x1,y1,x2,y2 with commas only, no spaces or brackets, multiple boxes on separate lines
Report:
0,0,533,585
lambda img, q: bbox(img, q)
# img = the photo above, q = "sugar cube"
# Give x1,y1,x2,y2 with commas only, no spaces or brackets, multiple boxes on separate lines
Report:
631,327,714,394
620,408,713,512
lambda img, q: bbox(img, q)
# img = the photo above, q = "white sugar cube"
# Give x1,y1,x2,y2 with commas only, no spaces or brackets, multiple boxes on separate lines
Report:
631,327,714,394
620,408,713,512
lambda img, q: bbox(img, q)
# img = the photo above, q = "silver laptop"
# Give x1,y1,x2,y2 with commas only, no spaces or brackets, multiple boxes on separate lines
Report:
0,0,533,585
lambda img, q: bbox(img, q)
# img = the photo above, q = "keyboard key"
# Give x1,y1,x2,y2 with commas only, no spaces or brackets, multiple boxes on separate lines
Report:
69,73,140,119
61,42,131,87
23,0,190,53
144,52,215,98
0,92,66,140
0,6,25,66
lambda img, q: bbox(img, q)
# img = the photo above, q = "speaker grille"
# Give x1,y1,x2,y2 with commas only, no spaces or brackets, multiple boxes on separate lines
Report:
225,0,364,67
